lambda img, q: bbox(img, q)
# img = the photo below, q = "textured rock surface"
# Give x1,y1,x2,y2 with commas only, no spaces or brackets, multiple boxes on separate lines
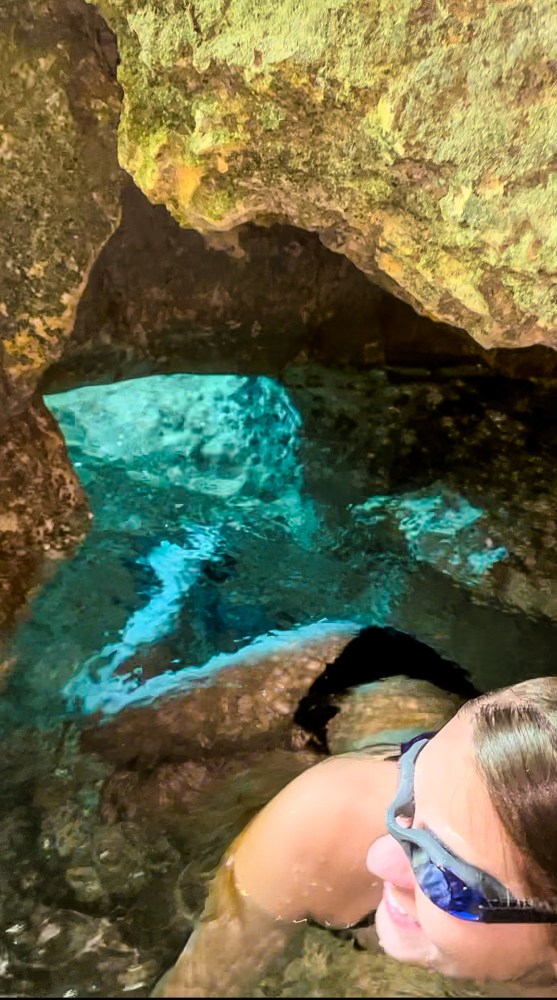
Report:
283,364,557,631
94,0,557,351
42,181,492,392
327,676,463,754
0,397,88,634
0,0,121,405
81,623,359,766
0,0,121,630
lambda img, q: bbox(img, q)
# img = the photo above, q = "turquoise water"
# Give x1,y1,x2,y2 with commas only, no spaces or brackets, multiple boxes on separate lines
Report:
3,366,557,731
2,365,557,997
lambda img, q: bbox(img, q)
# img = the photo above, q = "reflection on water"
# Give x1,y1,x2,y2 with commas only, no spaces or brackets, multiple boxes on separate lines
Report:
354,486,508,582
1,365,557,996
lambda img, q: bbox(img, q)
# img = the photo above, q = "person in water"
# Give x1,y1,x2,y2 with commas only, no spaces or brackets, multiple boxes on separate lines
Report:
152,675,557,997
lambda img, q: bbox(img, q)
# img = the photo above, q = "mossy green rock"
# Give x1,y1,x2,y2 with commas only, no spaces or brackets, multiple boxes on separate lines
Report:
95,0,557,349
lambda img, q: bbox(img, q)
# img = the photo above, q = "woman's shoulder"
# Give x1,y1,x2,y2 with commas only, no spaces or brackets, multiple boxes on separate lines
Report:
305,751,400,827
232,752,398,922
237,751,399,859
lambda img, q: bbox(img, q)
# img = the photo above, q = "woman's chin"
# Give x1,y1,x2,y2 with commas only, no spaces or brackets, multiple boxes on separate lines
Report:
375,897,438,968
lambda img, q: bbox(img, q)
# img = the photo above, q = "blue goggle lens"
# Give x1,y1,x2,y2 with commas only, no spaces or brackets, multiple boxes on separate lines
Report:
408,843,483,919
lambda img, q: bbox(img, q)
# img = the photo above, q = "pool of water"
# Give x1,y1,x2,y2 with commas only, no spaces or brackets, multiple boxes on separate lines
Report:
1,363,557,996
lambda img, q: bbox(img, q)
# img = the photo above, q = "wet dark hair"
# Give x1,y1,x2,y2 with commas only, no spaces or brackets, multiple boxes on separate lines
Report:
470,676,557,907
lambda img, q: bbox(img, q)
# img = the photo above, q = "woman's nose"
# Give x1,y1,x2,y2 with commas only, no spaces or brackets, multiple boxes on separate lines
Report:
366,834,416,892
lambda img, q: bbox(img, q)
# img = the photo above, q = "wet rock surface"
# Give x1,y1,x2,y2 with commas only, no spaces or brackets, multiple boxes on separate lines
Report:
327,676,464,755
0,397,88,635
0,0,121,632
93,0,557,350
80,623,359,767
258,924,487,999
0,0,121,405
283,365,557,626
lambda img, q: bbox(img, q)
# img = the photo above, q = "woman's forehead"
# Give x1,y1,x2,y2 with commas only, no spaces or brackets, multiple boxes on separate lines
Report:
415,714,487,832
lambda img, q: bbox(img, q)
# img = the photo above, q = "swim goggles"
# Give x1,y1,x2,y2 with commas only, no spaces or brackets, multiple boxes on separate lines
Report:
386,735,557,923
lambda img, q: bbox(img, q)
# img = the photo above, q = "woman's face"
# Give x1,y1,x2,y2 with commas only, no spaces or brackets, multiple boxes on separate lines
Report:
366,709,557,982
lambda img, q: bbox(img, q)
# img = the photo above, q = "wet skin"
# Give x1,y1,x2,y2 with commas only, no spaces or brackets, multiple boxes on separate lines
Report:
366,713,557,981
155,713,557,995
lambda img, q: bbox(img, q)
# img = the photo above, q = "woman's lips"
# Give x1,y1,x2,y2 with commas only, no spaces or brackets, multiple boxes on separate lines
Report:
383,881,421,930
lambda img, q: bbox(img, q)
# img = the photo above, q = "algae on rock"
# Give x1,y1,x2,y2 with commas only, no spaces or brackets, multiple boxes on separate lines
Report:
95,0,557,350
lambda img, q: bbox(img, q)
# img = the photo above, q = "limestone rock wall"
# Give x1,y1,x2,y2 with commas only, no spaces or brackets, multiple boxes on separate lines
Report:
42,181,488,394
0,398,88,635
0,0,122,630
94,0,557,351
0,0,122,406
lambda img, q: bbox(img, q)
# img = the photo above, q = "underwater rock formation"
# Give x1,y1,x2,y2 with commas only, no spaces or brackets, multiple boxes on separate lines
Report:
327,676,464,754
80,622,360,766
93,0,557,351
80,622,475,809
284,364,557,626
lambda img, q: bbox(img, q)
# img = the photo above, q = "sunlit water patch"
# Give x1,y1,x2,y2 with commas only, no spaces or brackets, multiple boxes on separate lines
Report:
353,486,508,585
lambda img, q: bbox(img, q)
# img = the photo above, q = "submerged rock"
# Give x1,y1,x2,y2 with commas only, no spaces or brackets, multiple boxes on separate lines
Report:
258,922,488,999
80,622,360,765
0,397,88,635
47,373,304,504
1,905,156,998
327,676,464,755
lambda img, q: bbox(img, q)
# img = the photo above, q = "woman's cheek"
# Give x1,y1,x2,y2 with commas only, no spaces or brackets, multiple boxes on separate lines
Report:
413,893,466,966
413,896,504,981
